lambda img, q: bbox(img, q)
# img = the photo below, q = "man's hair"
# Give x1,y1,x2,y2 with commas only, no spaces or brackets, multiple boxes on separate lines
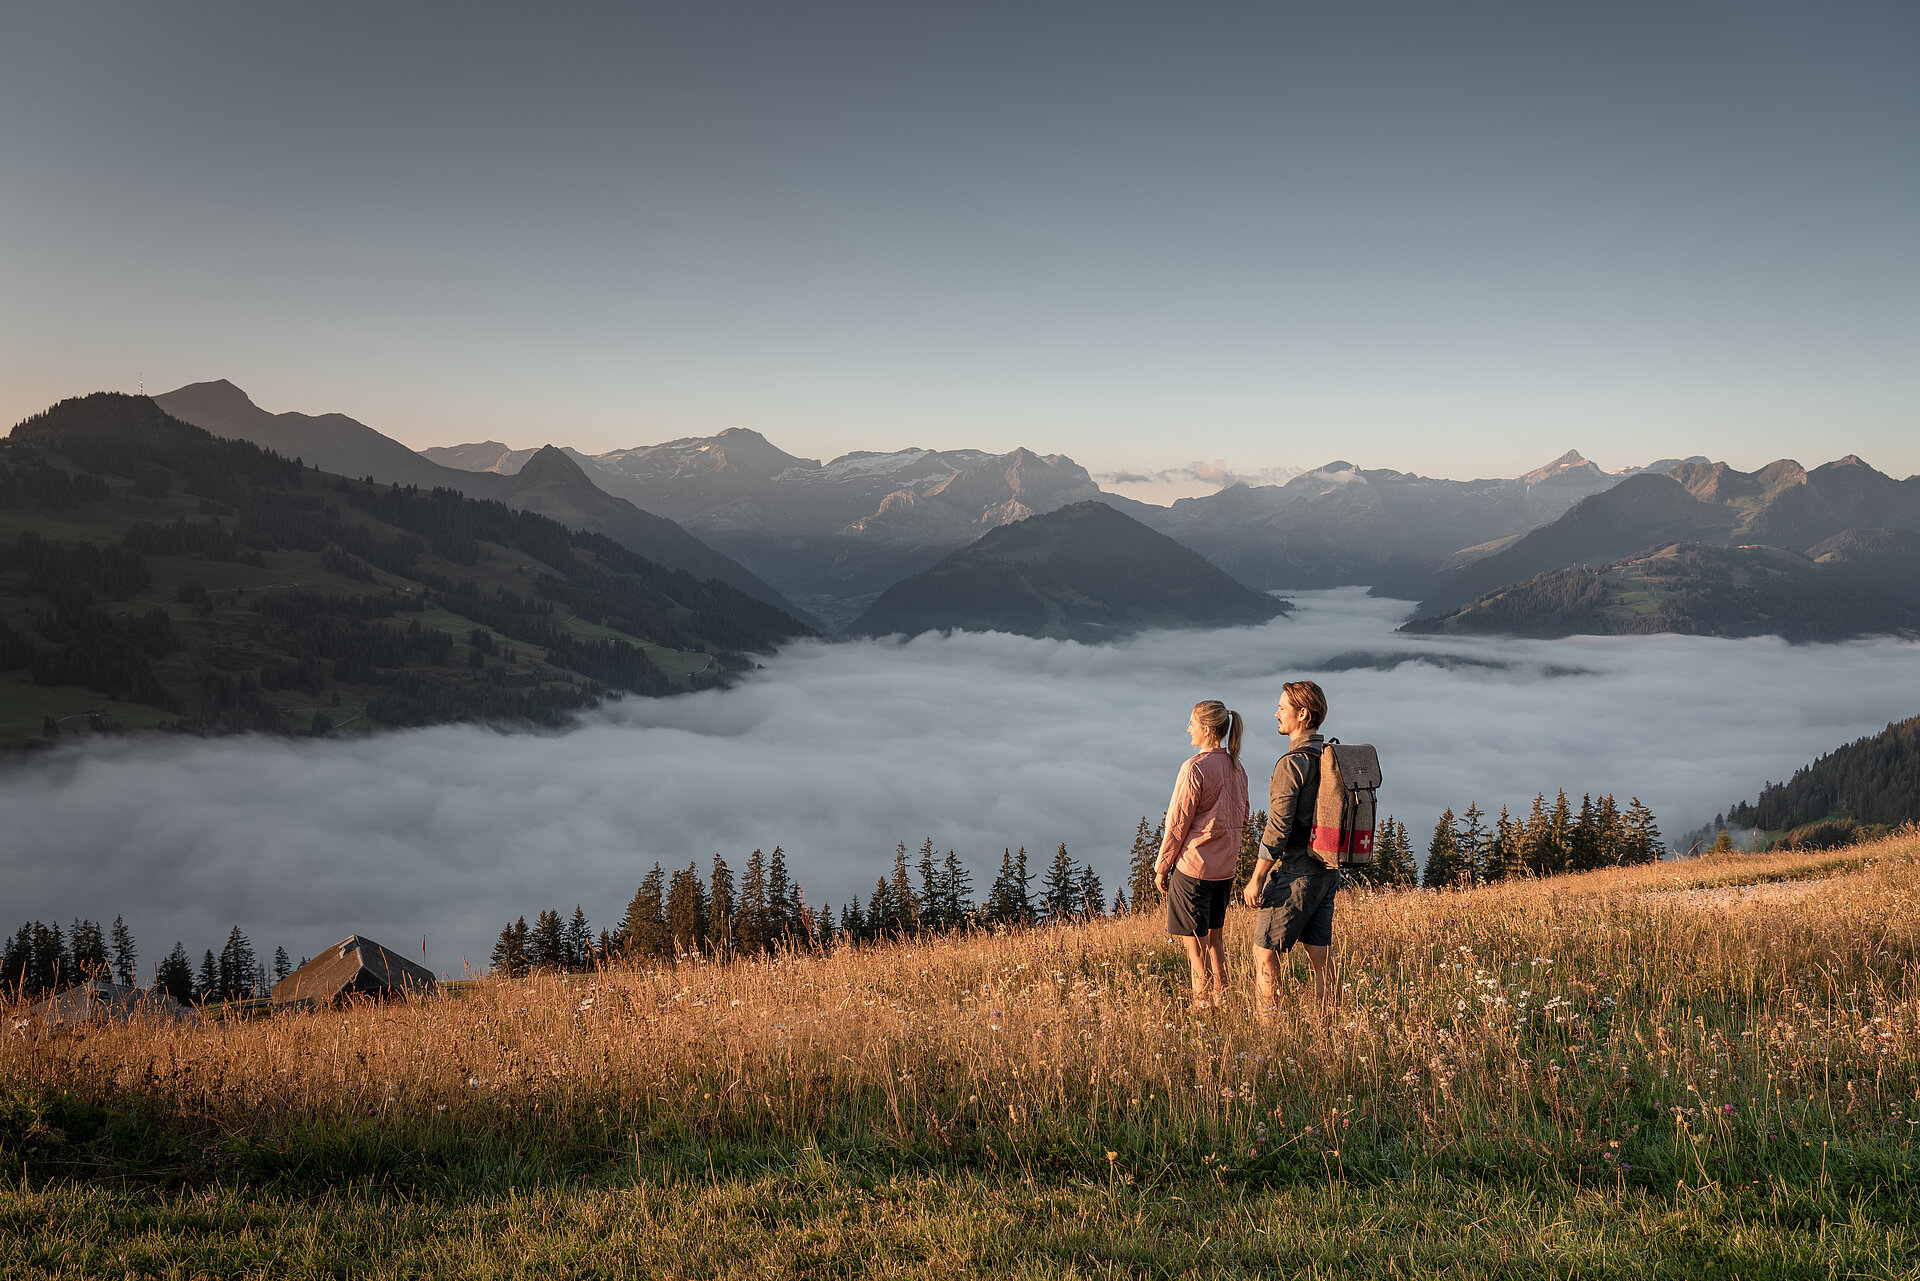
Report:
1283,679,1327,732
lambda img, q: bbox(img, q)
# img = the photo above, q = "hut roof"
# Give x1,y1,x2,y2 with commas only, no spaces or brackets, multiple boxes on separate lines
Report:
272,935,437,1006
16,979,194,1030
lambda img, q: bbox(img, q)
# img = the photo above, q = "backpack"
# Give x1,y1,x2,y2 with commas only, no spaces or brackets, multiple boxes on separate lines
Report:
1309,739,1383,870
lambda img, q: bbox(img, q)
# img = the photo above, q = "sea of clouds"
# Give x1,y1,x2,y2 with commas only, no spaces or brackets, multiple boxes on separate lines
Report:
4,589,1917,978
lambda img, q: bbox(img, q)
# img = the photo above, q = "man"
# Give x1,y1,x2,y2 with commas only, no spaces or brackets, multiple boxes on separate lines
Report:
1241,679,1337,1015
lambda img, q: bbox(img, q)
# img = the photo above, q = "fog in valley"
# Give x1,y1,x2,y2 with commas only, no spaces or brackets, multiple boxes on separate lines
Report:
4,589,1917,978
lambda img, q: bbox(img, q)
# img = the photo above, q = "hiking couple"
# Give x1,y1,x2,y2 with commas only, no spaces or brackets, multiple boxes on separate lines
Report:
1152,680,1337,1017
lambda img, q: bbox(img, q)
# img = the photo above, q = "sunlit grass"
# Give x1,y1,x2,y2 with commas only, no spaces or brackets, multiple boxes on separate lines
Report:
5,829,1918,1277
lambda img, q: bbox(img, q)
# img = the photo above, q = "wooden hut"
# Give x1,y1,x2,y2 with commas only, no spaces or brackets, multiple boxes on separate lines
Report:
272,935,436,1007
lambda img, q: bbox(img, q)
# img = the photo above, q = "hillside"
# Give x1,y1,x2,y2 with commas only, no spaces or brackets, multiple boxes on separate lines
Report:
1399,457,1920,617
1725,713,1920,839
1399,539,1920,641
0,394,810,750
849,501,1287,641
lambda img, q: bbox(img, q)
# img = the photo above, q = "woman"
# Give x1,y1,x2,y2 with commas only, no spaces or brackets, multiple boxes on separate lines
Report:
1153,699,1249,1009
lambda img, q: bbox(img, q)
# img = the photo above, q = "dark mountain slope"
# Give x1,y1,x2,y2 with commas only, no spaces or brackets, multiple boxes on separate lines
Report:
1401,540,1920,642
1726,714,1920,836
155,380,511,497
850,501,1287,642
0,394,810,749
493,447,808,619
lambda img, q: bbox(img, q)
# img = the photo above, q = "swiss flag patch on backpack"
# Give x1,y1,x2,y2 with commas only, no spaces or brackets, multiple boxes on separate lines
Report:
1310,740,1383,870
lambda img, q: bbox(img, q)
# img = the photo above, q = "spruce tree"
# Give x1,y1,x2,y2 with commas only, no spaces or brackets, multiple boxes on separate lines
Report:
1041,844,1080,923
1521,794,1552,876
814,903,835,949
0,925,28,994
841,896,865,942
1456,803,1487,885
868,876,895,939
1014,846,1035,924
917,839,941,932
197,949,217,1002
766,847,793,945
1423,809,1464,889
272,945,292,984
530,909,567,970
939,849,974,930
620,865,670,959
984,849,1023,927
1543,790,1574,874
707,854,736,960
1567,794,1602,872
1595,794,1624,866
1076,862,1105,920
565,906,594,968
156,942,196,1001
888,843,922,935
1111,887,1127,915
70,919,108,980
736,849,769,955
218,927,258,999
1484,806,1522,882
1125,817,1161,911
490,918,530,978
1625,797,1664,864
1374,817,1418,887
664,866,707,954
109,915,136,987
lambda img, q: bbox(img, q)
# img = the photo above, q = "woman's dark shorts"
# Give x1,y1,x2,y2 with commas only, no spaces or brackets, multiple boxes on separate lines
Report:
1165,869,1232,937
1254,861,1339,952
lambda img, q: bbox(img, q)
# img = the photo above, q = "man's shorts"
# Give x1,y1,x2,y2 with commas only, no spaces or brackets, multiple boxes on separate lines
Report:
1165,868,1232,937
1254,860,1339,952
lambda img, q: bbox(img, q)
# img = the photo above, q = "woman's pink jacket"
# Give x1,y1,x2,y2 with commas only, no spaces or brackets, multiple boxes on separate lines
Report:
1155,747,1250,882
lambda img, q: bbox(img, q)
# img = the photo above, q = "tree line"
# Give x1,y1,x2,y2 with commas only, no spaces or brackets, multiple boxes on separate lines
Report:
1725,714,1920,842
489,839,1122,975
1,916,299,1006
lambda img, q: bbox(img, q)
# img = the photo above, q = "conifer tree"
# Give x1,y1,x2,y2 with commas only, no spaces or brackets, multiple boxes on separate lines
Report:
109,915,136,987
917,839,942,931
841,896,865,942
198,949,217,1002
618,865,670,959
70,919,108,980
1484,806,1523,882
1111,887,1127,915
706,854,735,960
1014,846,1035,924
1456,803,1487,885
1544,790,1574,874
1076,862,1106,920
1595,794,1624,866
1373,817,1418,887
984,849,1024,927
1125,817,1162,911
1567,794,1602,871
1625,797,1664,864
1521,793,1553,875
218,927,258,999
664,865,707,954
888,843,922,935
868,875,895,939
1041,844,1080,923
736,849,769,955
565,906,594,968
272,945,292,984
939,849,974,929
766,847,793,946
490,917,530,978
530,909,567,970
156,941,196,1001
814,903,835,949
1423,808,1465,888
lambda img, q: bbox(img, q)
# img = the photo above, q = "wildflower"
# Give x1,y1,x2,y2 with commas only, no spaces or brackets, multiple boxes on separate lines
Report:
1722,1104,1736,1114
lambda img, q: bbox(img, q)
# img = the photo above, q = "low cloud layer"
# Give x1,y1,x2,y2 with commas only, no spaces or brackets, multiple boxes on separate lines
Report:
4,590,1917,979
1096,461,1305,504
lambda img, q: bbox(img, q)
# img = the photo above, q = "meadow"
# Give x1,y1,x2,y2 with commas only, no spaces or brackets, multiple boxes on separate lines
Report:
5,833,1918,1278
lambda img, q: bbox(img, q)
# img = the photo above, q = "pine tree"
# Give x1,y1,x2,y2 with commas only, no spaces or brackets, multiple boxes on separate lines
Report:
766,847,793,947
1710,828,1734,854
868,876,895,938
1484,806,1523,882
218,927,258,999
1521,793,1553,875
1625,797,1664,864
984,849,1024,927
0,925,28,994
735,850,769,955
939,849,974,930
109,915,136,987
1595,794,1624,866
565,906,594,968
272,945,292,984
707,854,736,960
1014,846,1035,924
841,896,865,942
530,909,567,970
620,865,670,959
814,903,835,949
1456,803,1487,885
1125,817,1161,912
1423,808,1465,889
888,843,922,935
1041,844,1080,923
1567,794,1603,871
69,919,108,980
1076,862,1106,920
1543,790,1574,874
197,949,217,1002
917,839,942,932
1373,817,1418,887
1111,886,1127,915
156,942,196,1001
664,865,708,954
490,918,530,978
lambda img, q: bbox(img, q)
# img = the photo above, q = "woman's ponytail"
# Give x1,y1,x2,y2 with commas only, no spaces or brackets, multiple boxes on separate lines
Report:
1195,699,1242,765
1224,708,1243,765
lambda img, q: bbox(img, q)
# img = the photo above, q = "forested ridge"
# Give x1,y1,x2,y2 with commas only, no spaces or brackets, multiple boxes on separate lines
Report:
1725,714,1920,844
0,394,809,747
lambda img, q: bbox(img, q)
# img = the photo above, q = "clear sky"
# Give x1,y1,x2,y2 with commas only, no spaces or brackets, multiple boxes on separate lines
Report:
3,2,1915,481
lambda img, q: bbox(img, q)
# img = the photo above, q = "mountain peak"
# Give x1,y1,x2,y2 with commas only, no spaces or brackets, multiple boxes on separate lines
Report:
514,444,591,486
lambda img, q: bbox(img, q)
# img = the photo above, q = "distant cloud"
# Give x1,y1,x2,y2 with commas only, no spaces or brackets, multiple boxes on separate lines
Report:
1097,460,1305,504
3,590,1916,977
